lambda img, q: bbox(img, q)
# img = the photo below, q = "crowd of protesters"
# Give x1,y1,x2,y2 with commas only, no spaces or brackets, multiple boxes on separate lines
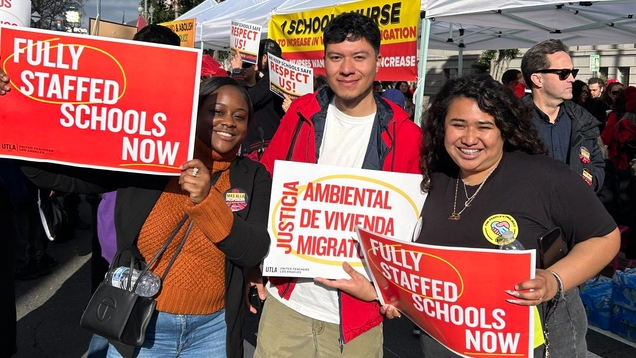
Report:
1,10,635,358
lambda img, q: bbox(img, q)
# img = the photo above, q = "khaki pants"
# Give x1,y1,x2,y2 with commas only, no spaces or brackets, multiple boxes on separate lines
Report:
254,295,383,358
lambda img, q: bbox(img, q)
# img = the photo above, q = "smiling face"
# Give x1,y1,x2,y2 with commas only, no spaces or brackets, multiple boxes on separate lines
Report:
324,37,380,113
444,97,504,184
196,85,248,154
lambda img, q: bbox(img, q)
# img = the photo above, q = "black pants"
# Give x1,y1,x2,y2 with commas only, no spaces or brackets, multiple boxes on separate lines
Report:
0,183,18,357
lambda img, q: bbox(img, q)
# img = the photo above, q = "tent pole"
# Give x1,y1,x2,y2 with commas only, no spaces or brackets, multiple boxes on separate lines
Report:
415,16,431,127
458,43,463,77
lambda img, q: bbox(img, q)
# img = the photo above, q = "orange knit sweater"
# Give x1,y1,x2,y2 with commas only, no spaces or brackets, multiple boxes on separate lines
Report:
136,140,235,314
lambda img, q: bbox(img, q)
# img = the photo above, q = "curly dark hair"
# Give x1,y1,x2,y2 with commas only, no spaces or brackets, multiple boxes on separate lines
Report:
420,75,547,192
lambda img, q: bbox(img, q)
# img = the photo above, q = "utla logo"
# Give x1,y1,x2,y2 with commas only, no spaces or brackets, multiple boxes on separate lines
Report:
2,143,16,151
265,267,277,273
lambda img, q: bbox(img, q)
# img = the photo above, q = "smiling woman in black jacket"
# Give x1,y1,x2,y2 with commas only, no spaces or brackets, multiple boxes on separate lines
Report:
22,77,271,358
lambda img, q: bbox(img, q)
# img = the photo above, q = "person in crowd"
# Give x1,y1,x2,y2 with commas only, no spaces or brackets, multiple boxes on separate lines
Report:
21,76,271,358
373,81,383,94
253,12,422,357
318,75,620,357
231,39,285,160
588,77,605,99
520,39,605,192
501,68,526,97
602,87,629,145
572,79,590,106
584,77,610,126
608,87,636,171
395,80,413,102
601,80,624,111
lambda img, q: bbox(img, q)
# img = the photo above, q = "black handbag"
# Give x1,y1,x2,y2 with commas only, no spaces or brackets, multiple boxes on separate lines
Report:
80,215,194,346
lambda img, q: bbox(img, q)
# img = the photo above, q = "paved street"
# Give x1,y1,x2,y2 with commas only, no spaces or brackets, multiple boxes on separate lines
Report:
14,199,636,357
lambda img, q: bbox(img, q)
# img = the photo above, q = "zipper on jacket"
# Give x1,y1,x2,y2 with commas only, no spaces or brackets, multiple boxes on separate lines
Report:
280,278,293,298
338,290,345,352
286,112,305,161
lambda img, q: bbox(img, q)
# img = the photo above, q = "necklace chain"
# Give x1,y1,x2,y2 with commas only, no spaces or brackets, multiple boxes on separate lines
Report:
449,167,497,220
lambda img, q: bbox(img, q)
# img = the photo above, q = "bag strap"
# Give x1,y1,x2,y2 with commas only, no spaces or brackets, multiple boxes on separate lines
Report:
159,221,194,281
122,169,225,292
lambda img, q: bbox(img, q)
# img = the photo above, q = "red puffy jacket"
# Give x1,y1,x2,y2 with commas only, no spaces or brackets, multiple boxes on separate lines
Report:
260,87,422,344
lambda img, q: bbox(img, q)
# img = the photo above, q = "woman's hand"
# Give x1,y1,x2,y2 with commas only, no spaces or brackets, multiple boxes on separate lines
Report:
314,262,377,302
244,266,267,314
380,304,402,319
179,159,211,204
506,269,558,306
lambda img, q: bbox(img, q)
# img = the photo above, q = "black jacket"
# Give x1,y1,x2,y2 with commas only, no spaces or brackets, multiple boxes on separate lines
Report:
524,97,605,192
233,71,285,153
22,157,271,358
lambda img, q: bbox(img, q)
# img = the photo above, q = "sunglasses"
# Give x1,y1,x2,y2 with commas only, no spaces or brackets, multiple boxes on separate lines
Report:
535,68,579,81
611,90,621,95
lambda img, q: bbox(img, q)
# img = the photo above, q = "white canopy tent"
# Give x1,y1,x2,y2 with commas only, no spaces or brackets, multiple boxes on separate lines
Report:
176,0,219,45
177,0,636,121
178,0,636,51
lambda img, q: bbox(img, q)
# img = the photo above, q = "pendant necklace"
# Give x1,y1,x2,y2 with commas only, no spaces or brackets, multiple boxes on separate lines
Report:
448,166,498,221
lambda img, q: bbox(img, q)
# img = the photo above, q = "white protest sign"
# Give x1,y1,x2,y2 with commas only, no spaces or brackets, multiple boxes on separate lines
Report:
230,20,261,64
268,53,313,99
1,1,31,27
263,160,427,279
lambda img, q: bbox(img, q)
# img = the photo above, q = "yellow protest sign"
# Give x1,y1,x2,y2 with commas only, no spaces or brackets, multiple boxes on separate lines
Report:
160,18,196,47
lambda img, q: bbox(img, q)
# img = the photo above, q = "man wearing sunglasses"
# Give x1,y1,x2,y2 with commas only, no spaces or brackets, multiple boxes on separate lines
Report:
521,39,605,193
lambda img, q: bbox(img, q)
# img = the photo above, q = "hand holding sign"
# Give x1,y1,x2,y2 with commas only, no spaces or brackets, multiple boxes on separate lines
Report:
314,262,378,302
506,269,558,306
0,69,10,95
179,159,211,205
230,49,244,70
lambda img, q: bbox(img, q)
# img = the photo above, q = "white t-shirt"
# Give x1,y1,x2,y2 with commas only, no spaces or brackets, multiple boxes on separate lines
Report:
267,99,376,323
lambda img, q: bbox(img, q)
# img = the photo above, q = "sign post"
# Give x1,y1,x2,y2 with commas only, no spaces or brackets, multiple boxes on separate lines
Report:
589,54,600,77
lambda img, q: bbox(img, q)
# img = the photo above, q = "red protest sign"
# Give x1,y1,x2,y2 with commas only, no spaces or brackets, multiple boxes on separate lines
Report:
357,227,536,358
0,26,201,175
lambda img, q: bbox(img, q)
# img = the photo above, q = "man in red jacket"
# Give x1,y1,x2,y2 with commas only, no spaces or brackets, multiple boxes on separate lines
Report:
254,12,422,358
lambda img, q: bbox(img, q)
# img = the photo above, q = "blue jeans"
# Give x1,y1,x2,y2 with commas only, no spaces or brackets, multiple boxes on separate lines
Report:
106,309,226,358
88,334,109,358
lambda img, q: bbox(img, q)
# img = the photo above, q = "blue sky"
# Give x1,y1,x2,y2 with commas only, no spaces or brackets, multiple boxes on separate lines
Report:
82,0,141,26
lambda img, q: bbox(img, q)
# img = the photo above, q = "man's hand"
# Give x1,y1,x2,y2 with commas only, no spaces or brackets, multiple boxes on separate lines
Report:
314,262,377,302
230,49,244,72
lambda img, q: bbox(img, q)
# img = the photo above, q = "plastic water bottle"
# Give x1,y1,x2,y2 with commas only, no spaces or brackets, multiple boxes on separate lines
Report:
110,267,161,297
499,231,525,250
